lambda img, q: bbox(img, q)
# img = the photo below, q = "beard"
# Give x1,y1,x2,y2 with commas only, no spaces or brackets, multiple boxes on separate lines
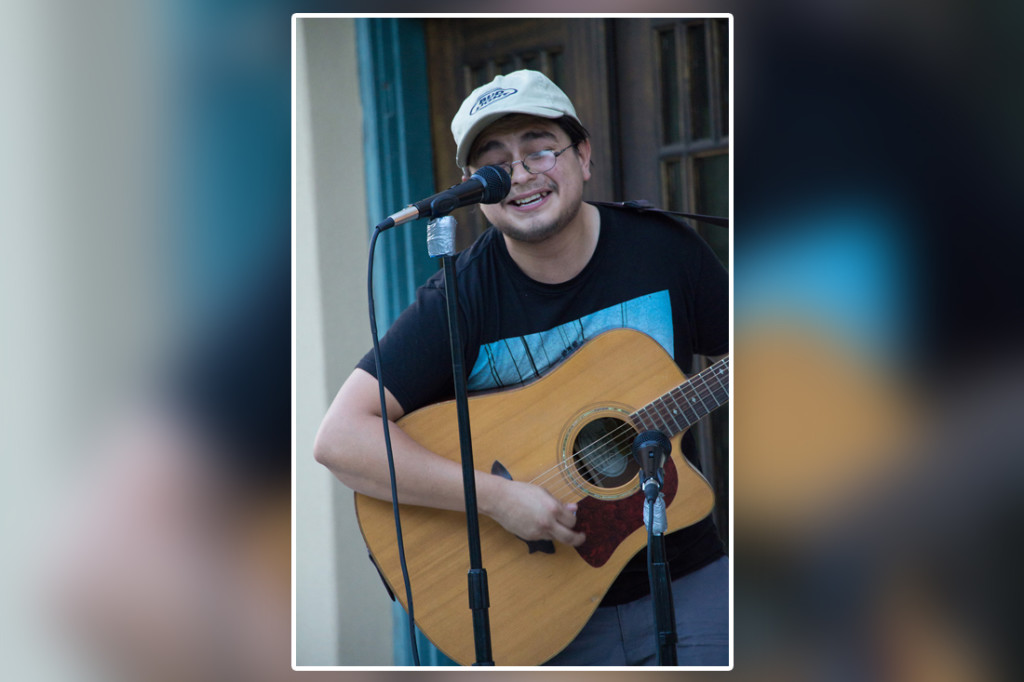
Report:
486,181,584,245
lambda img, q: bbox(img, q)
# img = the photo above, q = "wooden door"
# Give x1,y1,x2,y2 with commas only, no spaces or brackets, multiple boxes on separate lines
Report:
424,17,616,248
615,17,731,538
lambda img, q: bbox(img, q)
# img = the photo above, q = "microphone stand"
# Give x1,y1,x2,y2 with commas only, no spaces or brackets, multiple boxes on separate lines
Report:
427,215,494,666
646,499,678,666
633,431,679,666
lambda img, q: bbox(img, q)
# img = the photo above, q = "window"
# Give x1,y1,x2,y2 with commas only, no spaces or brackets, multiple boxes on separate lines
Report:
655,18,731,542
656,18,729,265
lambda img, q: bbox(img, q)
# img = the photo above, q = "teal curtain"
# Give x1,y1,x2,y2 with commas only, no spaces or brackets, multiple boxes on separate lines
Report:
356,17,456,666
391,601,458,666
356,18,438,332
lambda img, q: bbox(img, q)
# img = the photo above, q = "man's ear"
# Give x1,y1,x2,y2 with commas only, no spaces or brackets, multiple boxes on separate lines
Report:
576,138,593,182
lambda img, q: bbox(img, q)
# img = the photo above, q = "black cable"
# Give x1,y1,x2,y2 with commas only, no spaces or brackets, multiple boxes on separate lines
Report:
368,222,420,666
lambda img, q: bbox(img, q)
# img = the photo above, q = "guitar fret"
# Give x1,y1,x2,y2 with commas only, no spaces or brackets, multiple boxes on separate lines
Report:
634,405,665,433
632,406,649,432
688,378,712,413
649,403,672,434
679,382,709,424
692,372,713,415
653,396,679,433
696,370,721,416
697,361,728,407
631,356,729,436
670,385,702,427
661,402,676,433
665,391,688,432
633,406,648,432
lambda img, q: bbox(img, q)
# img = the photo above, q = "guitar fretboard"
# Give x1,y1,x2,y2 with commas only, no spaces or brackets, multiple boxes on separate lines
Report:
631,356,730,435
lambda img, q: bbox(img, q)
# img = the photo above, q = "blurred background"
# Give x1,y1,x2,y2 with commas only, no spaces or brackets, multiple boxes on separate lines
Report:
3,0,1023,680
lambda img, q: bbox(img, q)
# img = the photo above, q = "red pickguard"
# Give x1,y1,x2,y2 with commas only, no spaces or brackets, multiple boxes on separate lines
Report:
572,457,679,567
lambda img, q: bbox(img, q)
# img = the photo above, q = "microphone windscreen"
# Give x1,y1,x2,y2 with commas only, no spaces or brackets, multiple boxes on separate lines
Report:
632,429,672,473
472,165,512,204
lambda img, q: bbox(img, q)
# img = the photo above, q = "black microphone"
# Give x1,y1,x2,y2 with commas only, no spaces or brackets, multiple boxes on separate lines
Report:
632,430,672,501
378,165,512,230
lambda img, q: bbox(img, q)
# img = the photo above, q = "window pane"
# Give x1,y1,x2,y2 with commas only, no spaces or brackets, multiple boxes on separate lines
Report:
659,29,680,144
687,22,710,140
549,51,563,87
662,158,683,213
470,64,488,88
694,153,728,216
694,153,729,265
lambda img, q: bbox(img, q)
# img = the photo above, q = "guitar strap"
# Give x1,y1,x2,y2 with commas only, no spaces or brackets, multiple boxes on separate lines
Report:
590,200,729,228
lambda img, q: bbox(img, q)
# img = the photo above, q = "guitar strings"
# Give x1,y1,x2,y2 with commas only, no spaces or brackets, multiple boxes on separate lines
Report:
528,423,637,502
528,360,730,497
511,359,730,499
524,360,730,502
531,397,726,502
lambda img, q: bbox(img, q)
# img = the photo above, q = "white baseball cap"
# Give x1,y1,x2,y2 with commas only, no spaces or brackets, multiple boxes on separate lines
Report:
451,69,581,169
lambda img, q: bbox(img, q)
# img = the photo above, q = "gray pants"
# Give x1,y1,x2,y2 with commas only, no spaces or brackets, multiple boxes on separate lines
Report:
544,555,730,667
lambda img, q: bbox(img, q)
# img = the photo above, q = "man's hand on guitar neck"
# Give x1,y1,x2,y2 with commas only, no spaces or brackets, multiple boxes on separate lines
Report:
479,477,586,548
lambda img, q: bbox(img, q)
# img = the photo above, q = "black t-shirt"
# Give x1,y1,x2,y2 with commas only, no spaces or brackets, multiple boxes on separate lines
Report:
358,202,728,605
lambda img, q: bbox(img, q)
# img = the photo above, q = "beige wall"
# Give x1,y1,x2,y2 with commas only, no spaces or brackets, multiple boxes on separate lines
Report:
295,17,393,666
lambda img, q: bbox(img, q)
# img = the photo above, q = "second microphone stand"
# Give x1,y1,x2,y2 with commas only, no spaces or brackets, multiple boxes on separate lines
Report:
633,430,679,666
428,215,494,666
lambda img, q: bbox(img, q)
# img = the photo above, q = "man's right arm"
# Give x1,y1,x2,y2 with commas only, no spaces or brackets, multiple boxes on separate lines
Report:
313,368,585,547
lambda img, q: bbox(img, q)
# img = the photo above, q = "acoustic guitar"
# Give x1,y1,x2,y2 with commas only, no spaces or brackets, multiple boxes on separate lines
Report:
354,328,730,665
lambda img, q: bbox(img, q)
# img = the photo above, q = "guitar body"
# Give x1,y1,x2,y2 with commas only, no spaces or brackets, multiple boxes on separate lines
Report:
354,328,716,665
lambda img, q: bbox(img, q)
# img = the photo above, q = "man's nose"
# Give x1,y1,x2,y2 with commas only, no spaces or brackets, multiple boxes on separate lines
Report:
509,160,533,183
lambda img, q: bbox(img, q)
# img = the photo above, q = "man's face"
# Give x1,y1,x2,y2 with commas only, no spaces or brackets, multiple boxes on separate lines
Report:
466,116,592,244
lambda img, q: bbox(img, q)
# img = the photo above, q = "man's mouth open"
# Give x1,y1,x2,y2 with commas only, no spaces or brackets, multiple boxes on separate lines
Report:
509,190,551,209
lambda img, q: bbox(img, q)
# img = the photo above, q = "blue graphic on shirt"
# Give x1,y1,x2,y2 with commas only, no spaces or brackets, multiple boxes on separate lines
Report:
467,290,673,391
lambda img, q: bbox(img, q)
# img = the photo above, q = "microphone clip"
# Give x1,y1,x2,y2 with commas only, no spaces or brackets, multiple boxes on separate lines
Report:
640,469,665,501
632,429,671,502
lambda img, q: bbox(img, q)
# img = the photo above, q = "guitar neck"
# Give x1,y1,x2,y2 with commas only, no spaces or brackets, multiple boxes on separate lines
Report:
631,356,730,435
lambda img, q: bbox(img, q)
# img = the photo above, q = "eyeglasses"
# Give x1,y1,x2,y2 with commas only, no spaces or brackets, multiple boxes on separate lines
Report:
485,143,577,176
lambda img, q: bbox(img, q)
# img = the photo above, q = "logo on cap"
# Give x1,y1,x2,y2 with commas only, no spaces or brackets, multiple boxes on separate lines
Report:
470,87,518,116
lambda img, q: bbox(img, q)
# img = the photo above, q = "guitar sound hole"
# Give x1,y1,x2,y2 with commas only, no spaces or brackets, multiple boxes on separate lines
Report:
572,417,639,489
